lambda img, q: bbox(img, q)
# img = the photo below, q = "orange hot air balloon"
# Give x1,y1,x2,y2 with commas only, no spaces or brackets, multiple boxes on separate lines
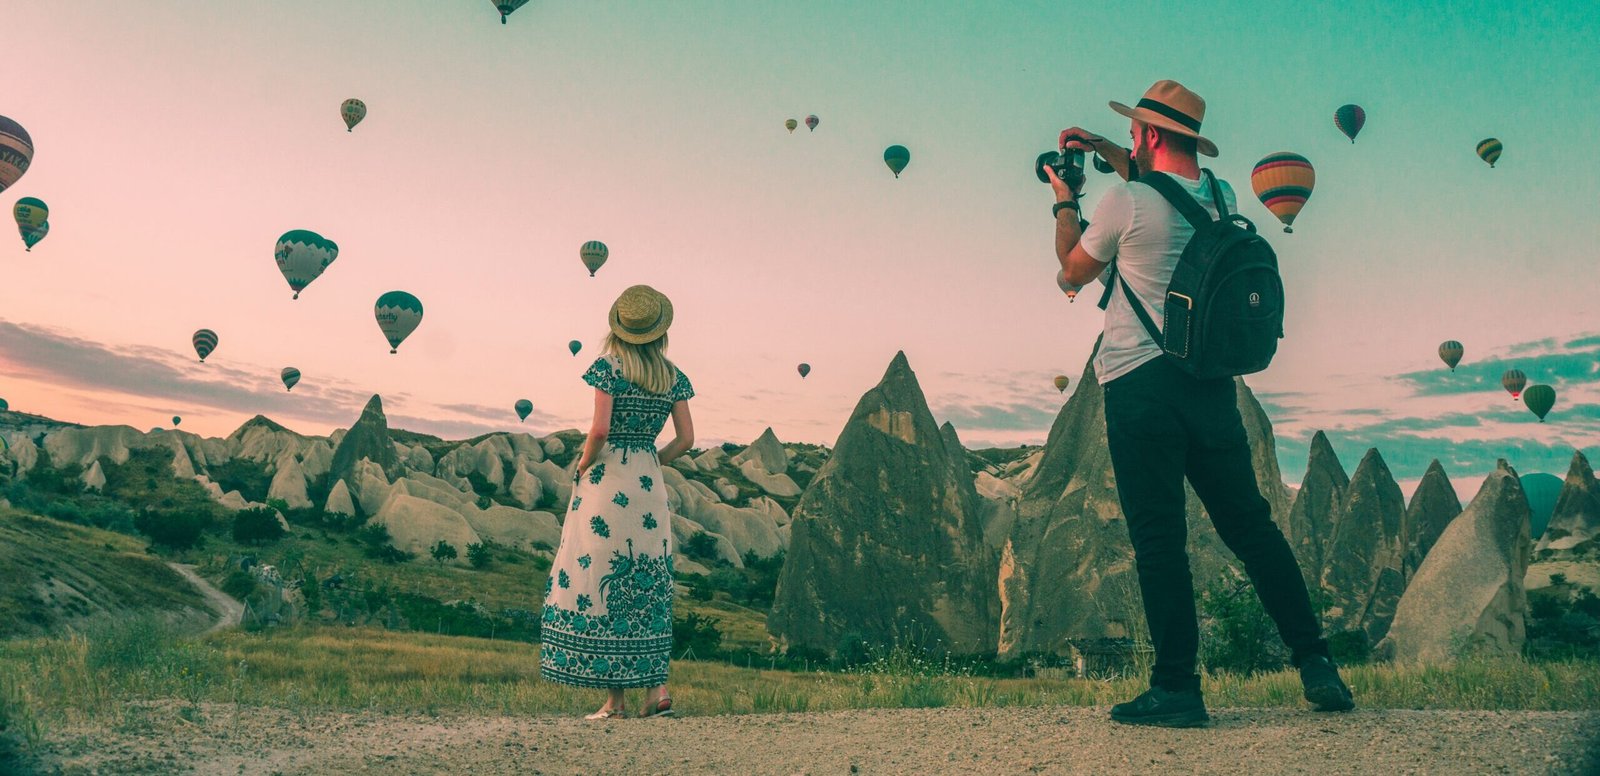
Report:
1251,152,1315,233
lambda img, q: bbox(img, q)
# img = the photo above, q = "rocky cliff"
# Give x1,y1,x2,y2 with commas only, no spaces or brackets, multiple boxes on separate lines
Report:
330,395,398,481
1286,432,1348,588
1402,460,1462,581
769,352,999,655
1536,451,1600,555
1318,448,1407,645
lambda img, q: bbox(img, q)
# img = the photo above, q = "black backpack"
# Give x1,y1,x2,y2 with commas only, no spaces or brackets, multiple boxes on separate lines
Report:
1095,170,1284,379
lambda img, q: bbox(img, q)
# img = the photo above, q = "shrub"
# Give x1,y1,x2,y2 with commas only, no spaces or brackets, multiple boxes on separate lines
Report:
356,523,413,564
682,532,721,563
220,570,259,602
431,540,458,565
133,508,209,550
672,611,723,658
232,507,286,545
1197,575,1290,675
206,459,273,504
466,542,493,569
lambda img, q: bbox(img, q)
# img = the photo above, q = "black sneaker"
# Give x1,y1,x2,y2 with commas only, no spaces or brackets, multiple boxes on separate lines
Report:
1299,655,1355,712
1110,686,1210,728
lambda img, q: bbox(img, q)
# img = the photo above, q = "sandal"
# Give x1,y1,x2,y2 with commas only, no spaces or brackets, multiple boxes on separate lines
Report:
638,696,674,718
584,707,628,720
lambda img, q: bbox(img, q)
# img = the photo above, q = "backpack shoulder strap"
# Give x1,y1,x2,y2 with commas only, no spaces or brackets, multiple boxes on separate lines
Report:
1135,171,1213,230
1118,272,1165,349
1202,169,1229,218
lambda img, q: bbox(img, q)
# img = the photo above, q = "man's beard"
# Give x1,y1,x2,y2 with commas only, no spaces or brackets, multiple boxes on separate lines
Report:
1134,143,1155,178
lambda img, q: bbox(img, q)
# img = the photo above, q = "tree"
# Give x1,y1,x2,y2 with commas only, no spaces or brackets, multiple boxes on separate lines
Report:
133,508,208,550
431,540,458,565
467,541,493,569
232,507,287,545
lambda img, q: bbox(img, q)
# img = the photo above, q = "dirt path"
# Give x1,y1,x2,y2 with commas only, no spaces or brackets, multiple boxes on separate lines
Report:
25,703,1600,775
166,563,243,634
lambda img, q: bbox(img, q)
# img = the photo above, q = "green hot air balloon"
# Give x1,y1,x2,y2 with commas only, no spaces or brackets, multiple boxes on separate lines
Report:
171,416,182,427
192,329,218,362
1334,104,1365,143
1477,138,1503,168
579,241,608,277
1437,340,1463,372
14,196,48,251
281,367,301,392
1523,384,1555,422
514,399,533,422
1501,369,1526,401
884,145,910,178
785,118,798,133
0,397,9,412
797,363,810,378
374,291,423,353
340,99,366,132
0,116,34,195
568,340,582,357
1053,375,1070,393
275,229,339,299
491,0,530,24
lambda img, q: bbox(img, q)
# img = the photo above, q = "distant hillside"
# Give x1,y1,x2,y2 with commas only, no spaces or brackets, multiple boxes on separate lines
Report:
0,509,216,638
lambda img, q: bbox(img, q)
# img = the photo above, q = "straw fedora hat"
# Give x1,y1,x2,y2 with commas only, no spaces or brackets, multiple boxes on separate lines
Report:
1109,80,1218,158
609,284,674,344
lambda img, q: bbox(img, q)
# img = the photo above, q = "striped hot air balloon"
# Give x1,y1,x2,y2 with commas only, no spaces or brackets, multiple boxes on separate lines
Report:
192,329,218,362
1476,138,1503,168
14,197,48,251
1334,104,1365,143
514,399,533,422
1523,384,1555,422
797,363,810,379
579,241,608,276
340,99,366,132
281,367,301,392
785,118,798,133
374,291,423,353
0,116,34,195
1437,340,1464,371
491,0,530,24
1501,369,1526,401
275,229,339,299
1251,152,1315,233
884,145,910,178
568,339,582,356
806,115,819,132
1053,375,1070,393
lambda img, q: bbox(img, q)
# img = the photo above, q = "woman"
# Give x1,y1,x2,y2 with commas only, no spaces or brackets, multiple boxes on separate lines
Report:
540,284,695,720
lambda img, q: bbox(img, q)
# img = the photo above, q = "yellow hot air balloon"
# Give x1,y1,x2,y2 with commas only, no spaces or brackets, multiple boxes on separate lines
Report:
785,118,798,133
1251,152,1315,233
1476,138,1503,168
1053,375,1070,393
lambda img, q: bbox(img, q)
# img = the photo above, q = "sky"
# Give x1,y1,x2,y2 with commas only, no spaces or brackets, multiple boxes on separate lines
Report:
1,1,1596,490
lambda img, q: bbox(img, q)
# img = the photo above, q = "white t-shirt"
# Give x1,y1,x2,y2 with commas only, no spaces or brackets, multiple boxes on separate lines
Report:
1079,172,1239,384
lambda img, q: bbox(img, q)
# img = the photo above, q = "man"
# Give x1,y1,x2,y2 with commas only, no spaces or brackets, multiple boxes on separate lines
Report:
1046,80,1354,727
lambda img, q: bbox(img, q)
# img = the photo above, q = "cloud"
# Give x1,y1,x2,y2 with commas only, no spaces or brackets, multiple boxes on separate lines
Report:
1396,333,1600,397
435,401,568,428
932,401,1061,433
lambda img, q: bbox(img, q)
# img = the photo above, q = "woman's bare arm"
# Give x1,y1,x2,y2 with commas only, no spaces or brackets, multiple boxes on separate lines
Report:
655,401,695,465
573,388,612,478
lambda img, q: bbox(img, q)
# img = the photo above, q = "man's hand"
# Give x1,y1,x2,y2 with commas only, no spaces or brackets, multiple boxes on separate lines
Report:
1041,161,1078,203
1060,126,1135,182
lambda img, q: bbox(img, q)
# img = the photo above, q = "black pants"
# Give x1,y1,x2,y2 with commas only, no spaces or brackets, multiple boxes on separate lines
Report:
1104,356,1330,692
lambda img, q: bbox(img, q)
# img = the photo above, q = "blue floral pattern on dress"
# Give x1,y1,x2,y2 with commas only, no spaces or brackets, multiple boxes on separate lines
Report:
571,496,582,511
576,594,592,612
613,492,629,508
577,554,591,569
540,539,675,689
590,516,610,538
558,569,570,589
578,356,695,455
639,475,654,492
587,463,606,485
642,512,657,530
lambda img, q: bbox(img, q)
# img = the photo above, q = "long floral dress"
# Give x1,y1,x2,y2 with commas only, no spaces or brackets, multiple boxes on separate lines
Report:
540,354,694,689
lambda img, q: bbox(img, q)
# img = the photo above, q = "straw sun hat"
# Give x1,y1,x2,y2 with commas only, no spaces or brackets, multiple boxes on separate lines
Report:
1109,79,1219,158
608,284,674,344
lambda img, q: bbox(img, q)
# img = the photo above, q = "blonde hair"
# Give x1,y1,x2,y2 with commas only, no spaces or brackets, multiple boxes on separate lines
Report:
602,332,677,395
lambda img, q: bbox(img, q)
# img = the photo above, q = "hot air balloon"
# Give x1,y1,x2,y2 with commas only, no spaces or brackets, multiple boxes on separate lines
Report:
171,416,182,427
1437,340,1463,371
281,367,301,392
1523,384,1555,422
0,116,33,195
1476,138,1503,168
1056,269,1081,302
0,398,8,411
785,118,798,133
1053,375,1070,393
192,329,218,362
514,399,533,422
275,230,339,299
805,115,819,132
375,291,423,353
14,197,47,251
340,99,366,132
1334,104,1365,143
492,0,530,24
797,363,811,379
1251,152,1315,233
568,340,582,356
579,241,608,277
1501,369,1526,401
884,145,910,178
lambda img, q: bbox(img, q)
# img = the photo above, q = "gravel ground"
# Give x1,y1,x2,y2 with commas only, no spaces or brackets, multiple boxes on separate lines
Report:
15,703,1600,775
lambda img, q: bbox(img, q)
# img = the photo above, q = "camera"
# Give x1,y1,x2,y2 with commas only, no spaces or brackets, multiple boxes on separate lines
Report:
1035,147,1085,191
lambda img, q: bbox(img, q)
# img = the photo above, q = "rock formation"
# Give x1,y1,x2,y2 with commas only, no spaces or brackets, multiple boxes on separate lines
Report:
325,478,357,516
1402,460,1462,581
1378,460,1532,662
732,427,788,474
1286,431,1349,588
1536,451,1600,555
267,454,312,510
81,459,106,492
330,395,397,481
770,352,999,655
1318,448,1407,645
996,344,1290,660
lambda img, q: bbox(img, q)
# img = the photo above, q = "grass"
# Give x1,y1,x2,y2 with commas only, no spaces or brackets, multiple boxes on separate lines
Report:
2,621,1597,747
